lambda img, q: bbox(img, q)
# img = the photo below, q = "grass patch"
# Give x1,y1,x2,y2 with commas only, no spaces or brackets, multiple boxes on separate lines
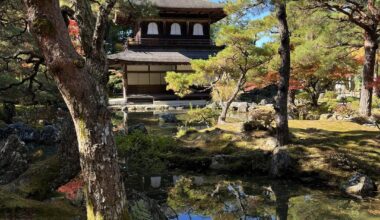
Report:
187,120,379,184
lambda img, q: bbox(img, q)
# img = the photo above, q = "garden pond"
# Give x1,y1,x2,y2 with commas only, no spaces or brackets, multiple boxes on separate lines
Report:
116,110,380,220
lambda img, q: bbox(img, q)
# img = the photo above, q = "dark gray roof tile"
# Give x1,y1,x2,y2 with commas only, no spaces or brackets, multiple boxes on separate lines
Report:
108,48,219,63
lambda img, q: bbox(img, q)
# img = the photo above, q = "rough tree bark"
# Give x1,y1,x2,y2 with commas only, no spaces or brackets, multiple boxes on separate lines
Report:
375,56,380,98
275,2,290,146
23,0,128,219
360,31,378,116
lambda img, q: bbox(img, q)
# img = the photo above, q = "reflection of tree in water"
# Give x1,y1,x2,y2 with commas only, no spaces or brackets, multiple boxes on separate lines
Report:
167,177,288,219
263,181,290,220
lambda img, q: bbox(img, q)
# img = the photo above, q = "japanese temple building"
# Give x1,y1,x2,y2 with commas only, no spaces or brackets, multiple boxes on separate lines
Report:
108,0,226,104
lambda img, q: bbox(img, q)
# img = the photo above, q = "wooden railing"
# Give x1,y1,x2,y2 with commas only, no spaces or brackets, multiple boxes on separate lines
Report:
128,38,214,47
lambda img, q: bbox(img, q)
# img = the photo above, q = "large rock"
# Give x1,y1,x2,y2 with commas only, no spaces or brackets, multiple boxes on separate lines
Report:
128,123,148,134
158,113,178,123
248,102,258,112
0,135,29,184
263,137,278,151
231,102,249,112
40,125,60,145
342,173,377,197
259,99,268,105
270,147,293,178
2,123,40,143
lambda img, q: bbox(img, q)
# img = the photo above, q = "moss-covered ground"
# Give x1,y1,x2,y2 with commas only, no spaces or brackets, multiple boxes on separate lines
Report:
0,189,83,219
289,120,380,184
211,120,380,185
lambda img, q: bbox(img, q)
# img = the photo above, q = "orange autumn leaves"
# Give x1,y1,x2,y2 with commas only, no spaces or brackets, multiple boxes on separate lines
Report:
68,19,83,55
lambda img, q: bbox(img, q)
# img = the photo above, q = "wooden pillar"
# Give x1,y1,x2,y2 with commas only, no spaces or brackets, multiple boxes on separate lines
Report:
163,21,166,36
122,64,128,104
187,21,190,36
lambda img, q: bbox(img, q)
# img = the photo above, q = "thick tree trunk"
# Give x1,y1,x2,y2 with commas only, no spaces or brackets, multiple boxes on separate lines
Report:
359,31,377,116
275,2,290,146
23,1,128,219
375,54,380,98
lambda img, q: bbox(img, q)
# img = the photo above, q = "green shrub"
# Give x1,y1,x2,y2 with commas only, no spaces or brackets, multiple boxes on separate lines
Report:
115,132,177,174
176,126,197,138
323,91,337,100
183,108,219,127
247,107,275,130
295,91,310,104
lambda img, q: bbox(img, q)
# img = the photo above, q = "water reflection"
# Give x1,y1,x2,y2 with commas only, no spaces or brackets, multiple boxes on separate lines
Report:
126,175,380,220
117,111,380,219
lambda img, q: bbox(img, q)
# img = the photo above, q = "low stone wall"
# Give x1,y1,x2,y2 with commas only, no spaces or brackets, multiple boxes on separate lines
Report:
109,99,207,111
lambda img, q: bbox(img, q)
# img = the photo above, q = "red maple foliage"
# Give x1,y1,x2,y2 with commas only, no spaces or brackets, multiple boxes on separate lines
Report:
68,19,83,55
57,177,84,200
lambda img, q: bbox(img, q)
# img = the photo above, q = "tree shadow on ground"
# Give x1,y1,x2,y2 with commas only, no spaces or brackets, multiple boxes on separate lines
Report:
290,128,380,181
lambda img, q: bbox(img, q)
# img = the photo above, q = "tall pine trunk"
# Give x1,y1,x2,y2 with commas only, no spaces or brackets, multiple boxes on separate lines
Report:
375,57,380,98
275,2,290,146
23,1,128,219
359,31,377,116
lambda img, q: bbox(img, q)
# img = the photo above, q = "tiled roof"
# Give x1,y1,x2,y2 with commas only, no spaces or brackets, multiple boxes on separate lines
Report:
108,48,220,64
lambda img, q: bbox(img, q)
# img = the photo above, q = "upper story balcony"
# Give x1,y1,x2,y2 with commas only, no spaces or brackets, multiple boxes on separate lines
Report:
127,37,215,48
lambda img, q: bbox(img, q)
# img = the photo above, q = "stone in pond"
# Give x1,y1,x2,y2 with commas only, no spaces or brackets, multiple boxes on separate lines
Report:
158,113,178,123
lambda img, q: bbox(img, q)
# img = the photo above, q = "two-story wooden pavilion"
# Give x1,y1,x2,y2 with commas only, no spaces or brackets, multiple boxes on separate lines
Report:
108,0,226,104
